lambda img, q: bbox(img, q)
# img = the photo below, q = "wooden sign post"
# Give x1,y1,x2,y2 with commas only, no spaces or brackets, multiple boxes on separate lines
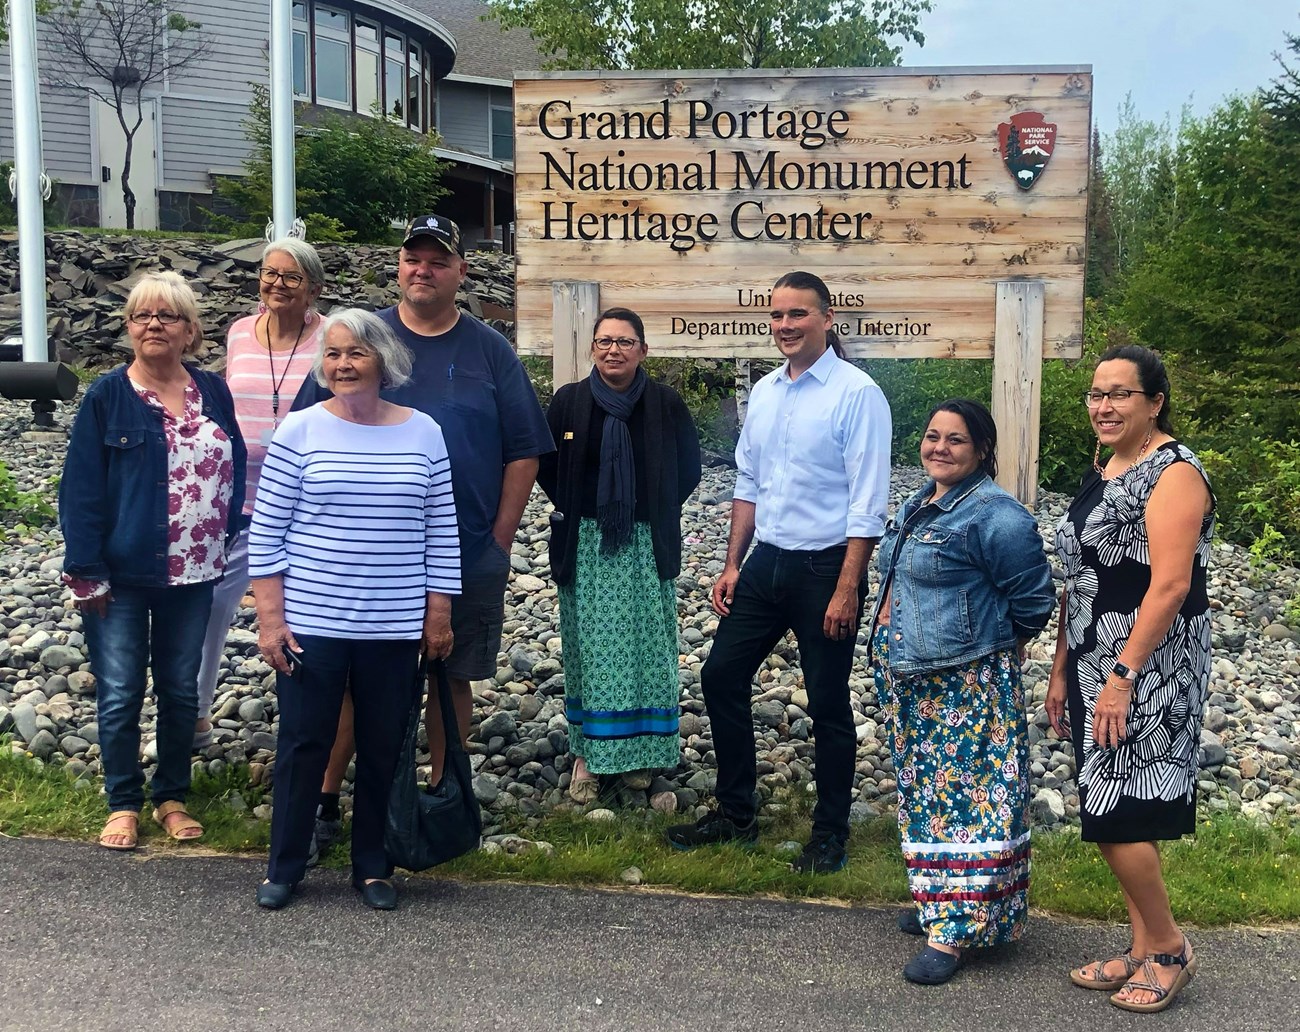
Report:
515,67,1091,506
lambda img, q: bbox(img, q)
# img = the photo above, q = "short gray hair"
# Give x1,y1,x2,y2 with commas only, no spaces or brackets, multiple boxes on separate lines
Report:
263,237,326,288
314,308,413,389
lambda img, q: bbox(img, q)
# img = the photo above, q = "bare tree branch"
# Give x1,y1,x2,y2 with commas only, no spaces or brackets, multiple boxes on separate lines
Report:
40,0,212,228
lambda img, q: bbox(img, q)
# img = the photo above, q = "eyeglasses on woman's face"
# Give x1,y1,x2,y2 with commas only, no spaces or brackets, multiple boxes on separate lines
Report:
1082,388,1153,407
592,336,642,351
127,310,186,326
259,267,306,288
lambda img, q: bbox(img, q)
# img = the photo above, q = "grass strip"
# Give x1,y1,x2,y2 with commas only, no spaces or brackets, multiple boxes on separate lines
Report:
3,746,1295,925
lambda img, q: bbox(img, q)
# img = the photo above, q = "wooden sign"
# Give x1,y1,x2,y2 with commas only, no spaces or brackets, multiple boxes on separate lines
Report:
513,67,1092,362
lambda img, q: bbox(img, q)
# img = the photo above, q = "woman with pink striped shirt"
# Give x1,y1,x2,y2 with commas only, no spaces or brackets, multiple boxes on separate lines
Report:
194,238,325,747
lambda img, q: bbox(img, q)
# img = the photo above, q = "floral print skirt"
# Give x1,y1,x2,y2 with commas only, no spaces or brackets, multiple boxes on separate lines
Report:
872,626,1031,948
558,519,681,774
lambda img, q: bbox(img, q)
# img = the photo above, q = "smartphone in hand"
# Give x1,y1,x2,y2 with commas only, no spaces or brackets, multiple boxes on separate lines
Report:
282,644,305,674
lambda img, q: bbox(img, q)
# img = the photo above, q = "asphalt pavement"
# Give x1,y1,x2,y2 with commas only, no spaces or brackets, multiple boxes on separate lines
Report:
0,837,1295,1032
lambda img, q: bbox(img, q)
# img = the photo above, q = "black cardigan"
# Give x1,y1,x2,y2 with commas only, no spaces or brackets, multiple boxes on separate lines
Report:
537,377,702,587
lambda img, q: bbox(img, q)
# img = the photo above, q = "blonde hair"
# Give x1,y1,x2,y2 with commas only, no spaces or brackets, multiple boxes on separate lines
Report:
122,271,203,354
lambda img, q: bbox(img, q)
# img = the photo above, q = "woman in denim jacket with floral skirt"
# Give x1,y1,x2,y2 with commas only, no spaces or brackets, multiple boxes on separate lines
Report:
60,272,246,851
869,399,1055,986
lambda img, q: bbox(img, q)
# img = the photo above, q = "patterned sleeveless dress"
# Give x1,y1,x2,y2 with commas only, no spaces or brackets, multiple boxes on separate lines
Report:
1056,441,1214,842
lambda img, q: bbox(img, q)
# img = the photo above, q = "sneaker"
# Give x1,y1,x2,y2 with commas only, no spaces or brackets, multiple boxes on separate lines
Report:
664,811,759,851
791,834,848,874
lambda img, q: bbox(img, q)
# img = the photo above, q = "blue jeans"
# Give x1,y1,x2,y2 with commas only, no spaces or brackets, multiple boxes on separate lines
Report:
701,542,865,839
83,582,215,812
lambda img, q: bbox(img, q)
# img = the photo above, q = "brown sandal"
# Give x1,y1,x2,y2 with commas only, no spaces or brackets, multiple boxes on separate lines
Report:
1069,947,1144,990
98,810,140,851
152,800,204,841
1110,937,1197,1013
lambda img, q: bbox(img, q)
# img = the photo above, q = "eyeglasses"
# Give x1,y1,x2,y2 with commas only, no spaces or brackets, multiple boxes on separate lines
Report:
593,336,642,351
127,310,186,326
259,268,306,288
1082,389,1154,407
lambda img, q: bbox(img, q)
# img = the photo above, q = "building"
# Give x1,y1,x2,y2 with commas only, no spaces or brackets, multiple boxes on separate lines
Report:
0,0,543,246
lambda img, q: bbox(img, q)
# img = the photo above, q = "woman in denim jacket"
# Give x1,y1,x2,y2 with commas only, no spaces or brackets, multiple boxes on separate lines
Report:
869,398,1055,986
60,272,246,851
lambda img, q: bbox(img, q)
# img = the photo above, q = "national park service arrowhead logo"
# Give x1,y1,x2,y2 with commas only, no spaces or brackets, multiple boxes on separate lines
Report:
998,112,1058,190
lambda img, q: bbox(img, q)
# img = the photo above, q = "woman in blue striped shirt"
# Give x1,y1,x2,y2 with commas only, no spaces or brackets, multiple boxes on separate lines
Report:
248,308,460,911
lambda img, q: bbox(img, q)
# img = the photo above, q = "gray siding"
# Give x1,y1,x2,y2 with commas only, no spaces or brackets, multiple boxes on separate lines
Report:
160,97,253,190
0,53,95,183
437,80,489,154
167,0,269,98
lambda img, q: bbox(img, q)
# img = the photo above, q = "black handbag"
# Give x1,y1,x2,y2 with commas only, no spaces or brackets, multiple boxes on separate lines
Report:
385,658,482,871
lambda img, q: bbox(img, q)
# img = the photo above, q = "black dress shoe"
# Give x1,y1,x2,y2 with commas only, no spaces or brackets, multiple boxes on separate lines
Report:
354,878,398,911
256,880,298,910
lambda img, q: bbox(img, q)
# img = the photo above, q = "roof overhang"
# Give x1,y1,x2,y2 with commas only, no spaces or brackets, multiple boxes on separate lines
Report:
435,146,513,176
360,0,457,77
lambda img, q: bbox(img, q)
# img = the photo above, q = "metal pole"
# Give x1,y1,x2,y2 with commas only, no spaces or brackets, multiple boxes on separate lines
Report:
268,0,297,239
8,0,50,363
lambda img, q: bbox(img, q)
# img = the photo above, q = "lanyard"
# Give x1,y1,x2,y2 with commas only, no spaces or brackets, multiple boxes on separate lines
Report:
262,315,307,426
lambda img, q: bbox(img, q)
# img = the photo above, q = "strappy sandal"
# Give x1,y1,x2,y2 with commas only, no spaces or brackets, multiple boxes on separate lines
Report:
152,800,204,842
1110,937,1197,1013
1069,946,1144,990
98,810,139,851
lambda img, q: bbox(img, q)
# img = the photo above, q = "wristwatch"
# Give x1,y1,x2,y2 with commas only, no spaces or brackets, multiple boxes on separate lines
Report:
1111,660,1139,682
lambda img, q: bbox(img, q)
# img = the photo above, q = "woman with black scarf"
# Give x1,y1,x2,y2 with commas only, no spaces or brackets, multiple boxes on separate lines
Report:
538,308,702,806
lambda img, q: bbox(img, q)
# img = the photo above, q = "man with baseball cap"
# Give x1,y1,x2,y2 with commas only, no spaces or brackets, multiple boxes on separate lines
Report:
295,215,553,854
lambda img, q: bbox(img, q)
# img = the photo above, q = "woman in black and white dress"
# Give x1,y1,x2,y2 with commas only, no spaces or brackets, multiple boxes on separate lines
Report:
1047,344,1213,1014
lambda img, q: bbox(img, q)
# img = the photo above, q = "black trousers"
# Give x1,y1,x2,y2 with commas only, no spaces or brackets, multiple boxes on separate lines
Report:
701,542,865,839
267,634,420,884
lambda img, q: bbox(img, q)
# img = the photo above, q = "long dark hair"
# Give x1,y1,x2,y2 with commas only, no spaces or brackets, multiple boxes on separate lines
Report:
593,306,646,346
926,398,998,478
1097,344,1173,433
772,270,845,359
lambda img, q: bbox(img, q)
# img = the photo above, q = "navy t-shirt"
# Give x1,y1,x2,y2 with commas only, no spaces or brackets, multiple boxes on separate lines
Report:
293,308,554,566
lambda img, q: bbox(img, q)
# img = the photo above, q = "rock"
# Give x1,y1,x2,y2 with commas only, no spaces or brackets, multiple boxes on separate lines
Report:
754,699,786,728
1257,734,1297,759
38,644,84,670
585,808,616,821
1031,788,1065,824
27,728,57,760
1262,623,1298,641
1199,730,1227,768
59,735,90,756
620,866,643,884
237,698,267,722
10,700,38,743
514,574,547,593
477,711,517,742
67,671,96,694
472,775,500,804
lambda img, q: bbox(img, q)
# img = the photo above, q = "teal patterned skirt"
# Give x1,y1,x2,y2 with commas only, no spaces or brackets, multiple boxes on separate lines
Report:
557,518,681,774
872,625,1031,949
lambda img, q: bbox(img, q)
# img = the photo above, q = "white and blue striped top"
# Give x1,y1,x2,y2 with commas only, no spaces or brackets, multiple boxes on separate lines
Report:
248,404,461,639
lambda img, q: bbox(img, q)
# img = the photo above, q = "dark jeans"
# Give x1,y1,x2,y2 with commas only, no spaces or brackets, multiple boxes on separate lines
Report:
267,634,420,885
701,542,864,840
83,581,215,812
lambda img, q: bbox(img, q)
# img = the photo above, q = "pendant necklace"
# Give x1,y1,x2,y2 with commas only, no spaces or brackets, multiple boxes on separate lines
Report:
263,314,307,428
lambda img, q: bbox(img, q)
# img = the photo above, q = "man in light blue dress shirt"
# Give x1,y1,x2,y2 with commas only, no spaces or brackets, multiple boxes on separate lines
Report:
667,271,892,873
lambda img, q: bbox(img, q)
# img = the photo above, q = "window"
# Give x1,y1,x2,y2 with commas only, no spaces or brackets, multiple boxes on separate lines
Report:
291,2,309,98
407,42,422,129
355,19,380,116
424,56,435,132
385,32,405,120
491,106,513,160
314,6,351,107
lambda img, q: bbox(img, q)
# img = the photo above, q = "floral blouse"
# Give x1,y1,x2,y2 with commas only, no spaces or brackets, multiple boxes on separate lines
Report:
68,380,234,599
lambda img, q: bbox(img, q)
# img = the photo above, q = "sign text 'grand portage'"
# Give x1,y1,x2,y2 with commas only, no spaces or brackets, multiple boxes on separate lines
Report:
537,98,974,251
514,68,1092,360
